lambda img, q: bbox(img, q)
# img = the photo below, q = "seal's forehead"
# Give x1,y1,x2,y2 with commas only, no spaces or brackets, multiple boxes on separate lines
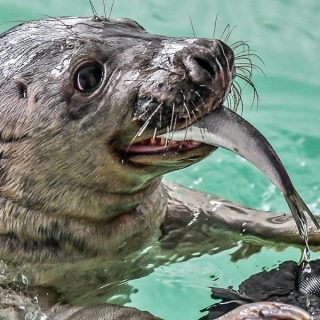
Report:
1,16,148,43
0,16,163,79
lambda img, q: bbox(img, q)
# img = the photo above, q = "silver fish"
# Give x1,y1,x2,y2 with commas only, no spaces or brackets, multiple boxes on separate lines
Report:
159,105,319,243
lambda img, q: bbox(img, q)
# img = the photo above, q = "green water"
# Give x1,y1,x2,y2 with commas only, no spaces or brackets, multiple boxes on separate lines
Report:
1,0,319,319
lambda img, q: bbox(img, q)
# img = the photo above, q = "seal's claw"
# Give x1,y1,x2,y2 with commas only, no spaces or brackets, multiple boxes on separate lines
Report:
217,302,311,320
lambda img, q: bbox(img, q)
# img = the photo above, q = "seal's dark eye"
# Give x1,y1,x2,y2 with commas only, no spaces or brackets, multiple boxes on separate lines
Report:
75,62,104,93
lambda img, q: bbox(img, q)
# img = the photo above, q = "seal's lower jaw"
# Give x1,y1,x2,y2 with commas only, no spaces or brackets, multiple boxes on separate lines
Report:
124,137,215,167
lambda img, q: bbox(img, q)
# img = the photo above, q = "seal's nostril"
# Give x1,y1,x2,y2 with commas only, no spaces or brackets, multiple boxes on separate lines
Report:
194,57,217,79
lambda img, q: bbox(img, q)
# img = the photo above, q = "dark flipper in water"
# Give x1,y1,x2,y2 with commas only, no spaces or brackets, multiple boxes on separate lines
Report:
160,105,319,243
200,259,320,319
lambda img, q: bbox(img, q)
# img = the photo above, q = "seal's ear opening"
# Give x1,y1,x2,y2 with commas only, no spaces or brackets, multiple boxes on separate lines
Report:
14,80,28,99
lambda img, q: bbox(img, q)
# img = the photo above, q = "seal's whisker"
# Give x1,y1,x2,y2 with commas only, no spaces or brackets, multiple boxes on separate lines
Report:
126,121,150,153
226,94,232,109
178,118,189,149
220,23,231,41
164,125,170,149
234,81,244,104
231,81,244,112
229,82,239,108
139,102,163,132
102,0,107,18
136,109,151,121
236,63,265,76
229,85,238,110
234,50,254,59
236,65,253,78
235,52,264,65
190,109,198,124
235,53,260,63
235,56,253,68
171,114,178,146
189,99,207,138
165,102,177,152
108,0,116,18
128,102,163,150
189,15,196,38
236,73,257,91
224,25,236,43
137,98,154,120
191,109,205,141
235,73,259,107
88,0,99,17
172,114,178,136
191,89,206,110
159,110,162,128
165,106,178,154
152,127,158,140
237,64,266,79
181,90,192,125
212,13,220,38
236,62,261,68
169,102,176,133
230,40,250,52
233,45,265,104
183,101,193,125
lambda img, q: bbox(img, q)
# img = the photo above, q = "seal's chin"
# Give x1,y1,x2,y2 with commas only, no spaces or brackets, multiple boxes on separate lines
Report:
123,137,215,167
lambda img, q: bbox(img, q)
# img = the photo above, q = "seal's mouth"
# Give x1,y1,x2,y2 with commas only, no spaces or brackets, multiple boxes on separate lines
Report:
120,134,213,167
125,137,202,154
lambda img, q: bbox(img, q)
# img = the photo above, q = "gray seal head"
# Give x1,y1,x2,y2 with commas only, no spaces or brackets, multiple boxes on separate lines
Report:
0,16,234,261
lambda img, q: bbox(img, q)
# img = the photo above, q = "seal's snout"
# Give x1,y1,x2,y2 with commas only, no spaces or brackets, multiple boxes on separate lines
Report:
125,39,235,168
133,38,235,129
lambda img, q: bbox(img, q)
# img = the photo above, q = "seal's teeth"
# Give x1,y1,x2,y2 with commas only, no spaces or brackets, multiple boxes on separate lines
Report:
125,136,202,154
129,134,203,150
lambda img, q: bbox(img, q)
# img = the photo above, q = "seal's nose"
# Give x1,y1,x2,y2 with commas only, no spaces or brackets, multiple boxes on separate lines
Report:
180,40,235,85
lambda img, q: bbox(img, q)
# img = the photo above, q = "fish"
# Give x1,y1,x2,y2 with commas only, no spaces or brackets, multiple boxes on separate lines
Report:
159,105,319,248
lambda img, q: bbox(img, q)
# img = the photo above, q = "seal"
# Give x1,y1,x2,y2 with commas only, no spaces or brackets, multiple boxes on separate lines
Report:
0,16,234,263
0,16,319,319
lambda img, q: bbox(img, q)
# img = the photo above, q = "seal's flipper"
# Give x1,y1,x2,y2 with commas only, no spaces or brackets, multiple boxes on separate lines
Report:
159,106,319,241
